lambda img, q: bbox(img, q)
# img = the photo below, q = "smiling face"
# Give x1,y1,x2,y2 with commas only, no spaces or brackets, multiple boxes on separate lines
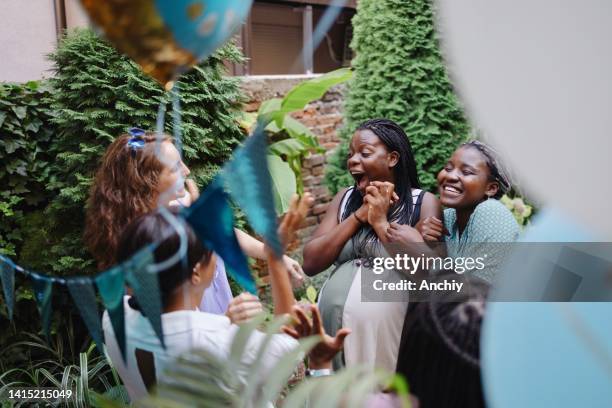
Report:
437,146,499,209
347,129,399,194
157,141,190,205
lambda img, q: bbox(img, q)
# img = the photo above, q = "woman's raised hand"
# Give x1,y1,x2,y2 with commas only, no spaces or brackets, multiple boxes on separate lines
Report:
266,193,314,316
364,181,395,231
282,304,351,368
386,222,424,245
415,216,447,242
277,193,314,250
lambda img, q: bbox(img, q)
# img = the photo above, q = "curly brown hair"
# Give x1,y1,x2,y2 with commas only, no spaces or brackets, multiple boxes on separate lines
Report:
84,132,171,270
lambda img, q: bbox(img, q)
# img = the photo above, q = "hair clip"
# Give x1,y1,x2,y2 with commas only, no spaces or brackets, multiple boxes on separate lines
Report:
127,127,146,156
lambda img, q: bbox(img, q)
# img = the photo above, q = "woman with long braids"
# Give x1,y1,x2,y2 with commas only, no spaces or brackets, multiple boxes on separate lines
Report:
302,118,441,371
416,140,520,282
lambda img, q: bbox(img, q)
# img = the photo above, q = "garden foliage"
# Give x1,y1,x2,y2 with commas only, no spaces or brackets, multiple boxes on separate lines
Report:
325,0,470,194
0,28,246,394
2,28,246,276
0,81,54,258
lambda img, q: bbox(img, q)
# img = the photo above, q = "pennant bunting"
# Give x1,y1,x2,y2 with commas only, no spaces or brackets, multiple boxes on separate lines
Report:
124,248,165,348
95,266,127,361
0,257,15,320
30,274,53,340
67,278,105,355
183,177,256,294
222,124,282,256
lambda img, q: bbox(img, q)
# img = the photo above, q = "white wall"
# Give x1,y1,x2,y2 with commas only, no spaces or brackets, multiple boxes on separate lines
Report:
0,0,58,82
0,0,89,82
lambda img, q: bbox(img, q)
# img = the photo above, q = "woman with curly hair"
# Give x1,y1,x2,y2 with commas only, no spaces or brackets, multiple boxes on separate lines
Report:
84,129,303,322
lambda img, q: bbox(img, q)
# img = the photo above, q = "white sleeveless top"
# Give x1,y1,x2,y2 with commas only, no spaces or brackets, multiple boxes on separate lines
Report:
338,188,422,373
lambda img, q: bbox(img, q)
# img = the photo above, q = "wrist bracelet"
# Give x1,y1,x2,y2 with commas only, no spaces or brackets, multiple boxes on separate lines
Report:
306,368,333,377
353,212,365,224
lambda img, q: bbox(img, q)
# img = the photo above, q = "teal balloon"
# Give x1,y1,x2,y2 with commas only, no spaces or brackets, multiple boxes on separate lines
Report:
482,210,612,408
80,0,253,88
155,0,253,68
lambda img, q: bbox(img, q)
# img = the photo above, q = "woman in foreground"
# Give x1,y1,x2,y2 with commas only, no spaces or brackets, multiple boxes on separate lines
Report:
103,198,349,401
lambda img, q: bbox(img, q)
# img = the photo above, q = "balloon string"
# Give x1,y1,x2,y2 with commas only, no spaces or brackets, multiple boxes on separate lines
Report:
172,84,183,157
147,94,188,275
170,83,192,349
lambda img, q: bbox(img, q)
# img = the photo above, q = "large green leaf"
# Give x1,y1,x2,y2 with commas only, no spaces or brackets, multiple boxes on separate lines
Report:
257,98,282,126
282,116,321,150
269,139,308,158
258,98,282,115
267,155,296,215
273,68,352,126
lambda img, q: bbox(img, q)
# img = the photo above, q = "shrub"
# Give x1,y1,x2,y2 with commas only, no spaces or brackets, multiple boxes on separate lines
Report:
16,28,246,276
0,81,54,257
0,28,247,391
325,0,470,194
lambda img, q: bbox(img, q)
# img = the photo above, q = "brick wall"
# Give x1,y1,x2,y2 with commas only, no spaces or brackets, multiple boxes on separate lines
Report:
239,75,346,254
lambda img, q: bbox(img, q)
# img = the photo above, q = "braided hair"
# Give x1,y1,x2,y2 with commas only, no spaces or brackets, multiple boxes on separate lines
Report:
341,119,421,241
461,140,511,199
397,276,490,408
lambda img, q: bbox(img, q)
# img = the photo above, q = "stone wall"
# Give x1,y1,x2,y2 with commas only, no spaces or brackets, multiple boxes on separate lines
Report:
239,75,346,254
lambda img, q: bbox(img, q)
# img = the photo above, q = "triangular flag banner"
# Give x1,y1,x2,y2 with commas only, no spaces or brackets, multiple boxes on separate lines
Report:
183,178,256,294
95,266,126,361
124,248,165,348
30,274,53,340
0,257,15,320
67,278,105,355
222,124,282,256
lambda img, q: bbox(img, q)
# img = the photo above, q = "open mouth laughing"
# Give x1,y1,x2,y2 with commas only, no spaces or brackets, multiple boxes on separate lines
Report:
351,171,370,191
441,183,463,198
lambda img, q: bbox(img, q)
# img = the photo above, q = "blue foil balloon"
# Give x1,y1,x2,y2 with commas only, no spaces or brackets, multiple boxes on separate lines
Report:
80,0,253,89
482,210,612,408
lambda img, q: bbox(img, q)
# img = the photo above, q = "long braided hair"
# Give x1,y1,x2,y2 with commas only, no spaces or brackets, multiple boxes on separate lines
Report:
340,119,421,246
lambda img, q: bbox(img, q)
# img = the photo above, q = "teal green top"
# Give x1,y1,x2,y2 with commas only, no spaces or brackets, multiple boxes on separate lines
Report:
443,199,520,282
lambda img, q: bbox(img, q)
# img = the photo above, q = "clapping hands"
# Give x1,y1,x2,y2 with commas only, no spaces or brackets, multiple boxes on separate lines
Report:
363,181,398,229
